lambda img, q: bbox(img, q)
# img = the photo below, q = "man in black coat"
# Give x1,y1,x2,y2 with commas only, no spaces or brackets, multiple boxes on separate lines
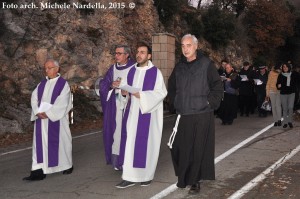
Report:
254,65,269,117
168,34,223,194
238,61,255,117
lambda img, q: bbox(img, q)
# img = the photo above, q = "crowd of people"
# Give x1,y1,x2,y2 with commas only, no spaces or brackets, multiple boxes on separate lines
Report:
217,59,300,128
23,33,299,196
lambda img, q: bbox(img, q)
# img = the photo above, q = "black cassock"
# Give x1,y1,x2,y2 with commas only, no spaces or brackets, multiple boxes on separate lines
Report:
170,112,215,188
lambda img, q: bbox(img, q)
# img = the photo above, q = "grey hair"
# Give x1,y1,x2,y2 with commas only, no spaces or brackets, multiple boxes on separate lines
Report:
46,59,60,67
181,34,198,45
115,44,131,55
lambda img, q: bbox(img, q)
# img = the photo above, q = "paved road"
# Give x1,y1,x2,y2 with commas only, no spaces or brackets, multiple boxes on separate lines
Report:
0,113,299,199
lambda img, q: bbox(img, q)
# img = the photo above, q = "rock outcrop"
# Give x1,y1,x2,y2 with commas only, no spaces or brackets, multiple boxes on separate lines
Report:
0,0,163,134
0,0,251,134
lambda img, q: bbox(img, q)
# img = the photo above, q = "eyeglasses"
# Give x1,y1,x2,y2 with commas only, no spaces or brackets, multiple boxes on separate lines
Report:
113,52,126,56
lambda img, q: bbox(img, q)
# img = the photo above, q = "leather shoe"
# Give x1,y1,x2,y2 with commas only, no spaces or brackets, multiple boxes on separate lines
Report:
23,169,46,181
188,182,200,194
63,166,73,175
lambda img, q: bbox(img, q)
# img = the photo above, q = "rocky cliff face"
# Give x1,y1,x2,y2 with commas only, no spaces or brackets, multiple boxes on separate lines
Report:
0,0,250,135
0,0,163,134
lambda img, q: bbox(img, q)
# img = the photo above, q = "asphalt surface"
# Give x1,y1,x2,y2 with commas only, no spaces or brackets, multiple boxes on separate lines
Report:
0,113,299,199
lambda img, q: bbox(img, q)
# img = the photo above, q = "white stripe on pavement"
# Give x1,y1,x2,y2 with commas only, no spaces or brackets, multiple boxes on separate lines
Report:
0,147,33,156
150,122,274,199
0,130,102,157
228,144,300,199
215,123,274,164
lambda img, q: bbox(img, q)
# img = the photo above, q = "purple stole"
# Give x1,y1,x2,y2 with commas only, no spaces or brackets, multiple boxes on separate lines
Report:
100,59,136,167
121,66,157,168
35,77,66,167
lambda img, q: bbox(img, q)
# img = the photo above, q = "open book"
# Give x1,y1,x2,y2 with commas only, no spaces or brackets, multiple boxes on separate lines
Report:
240,75,248,81
106,85,141,101
119,84,140,94
253,79,263,85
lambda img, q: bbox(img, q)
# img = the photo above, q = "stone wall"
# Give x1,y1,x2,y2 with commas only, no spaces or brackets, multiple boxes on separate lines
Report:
152,33,176,87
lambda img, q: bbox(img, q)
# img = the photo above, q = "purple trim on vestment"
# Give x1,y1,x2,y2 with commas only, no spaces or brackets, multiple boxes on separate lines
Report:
35,77,66,167
99,59,135,167
123,66,158,168
48,77,66,167
36,79,47,163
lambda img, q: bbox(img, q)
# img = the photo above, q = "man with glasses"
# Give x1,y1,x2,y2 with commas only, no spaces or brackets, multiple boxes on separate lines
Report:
23,59,73,181
100,44,135,171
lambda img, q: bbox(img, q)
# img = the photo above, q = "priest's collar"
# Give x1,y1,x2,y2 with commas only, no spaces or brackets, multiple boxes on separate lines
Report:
116,62,127,67
46,73,61,80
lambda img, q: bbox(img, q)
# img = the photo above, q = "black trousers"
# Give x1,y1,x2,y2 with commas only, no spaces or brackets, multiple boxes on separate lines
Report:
239,95,253,115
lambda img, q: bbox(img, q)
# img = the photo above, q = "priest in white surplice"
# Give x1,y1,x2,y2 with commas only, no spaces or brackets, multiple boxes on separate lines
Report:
115,42,167,188
23,60,73,181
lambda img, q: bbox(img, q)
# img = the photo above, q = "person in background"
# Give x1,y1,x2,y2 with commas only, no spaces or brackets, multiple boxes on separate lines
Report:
100,45,135,171
218,59,228,76
254,65,268,117
266,63,282,126
168,34,223,194
291,64,300,110
115,41,167,188
215,59,228,116
218,63,240,125
23,59,73,181
238,61,254,117
276,63,298,128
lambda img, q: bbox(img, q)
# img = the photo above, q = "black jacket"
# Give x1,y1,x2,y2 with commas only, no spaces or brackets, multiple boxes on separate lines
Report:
254,71,268,94
238,68,254,96
276,72,298,94
168,50,223,115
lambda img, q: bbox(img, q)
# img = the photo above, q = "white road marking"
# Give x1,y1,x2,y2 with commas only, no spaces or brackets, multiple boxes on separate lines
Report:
150,123,274,199
0,147,32,156
0,131,102,157
228,144,300,199
214,123,274,164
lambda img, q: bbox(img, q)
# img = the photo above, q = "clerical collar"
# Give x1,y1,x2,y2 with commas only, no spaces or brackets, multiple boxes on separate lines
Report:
117,62,127,67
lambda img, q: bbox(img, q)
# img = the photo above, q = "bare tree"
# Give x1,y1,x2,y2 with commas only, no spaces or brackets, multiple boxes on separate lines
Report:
197,0,202,9
188,0,202,9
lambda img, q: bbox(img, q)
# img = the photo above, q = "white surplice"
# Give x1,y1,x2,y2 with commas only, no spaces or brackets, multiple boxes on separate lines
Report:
122,61,167,182
30,75,72,174
111,64,133,157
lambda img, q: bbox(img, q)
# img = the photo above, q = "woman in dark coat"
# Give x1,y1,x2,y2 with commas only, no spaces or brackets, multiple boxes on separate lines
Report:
276,63,298,128
218,63,240,125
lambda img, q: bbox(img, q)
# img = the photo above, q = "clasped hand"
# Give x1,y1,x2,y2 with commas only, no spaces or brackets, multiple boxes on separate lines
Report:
111,80,121,89
37,112,48,119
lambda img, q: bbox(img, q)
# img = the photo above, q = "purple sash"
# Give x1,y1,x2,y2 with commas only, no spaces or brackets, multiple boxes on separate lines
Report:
125,66,158,168
35,77,66,167
100,59,135,166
